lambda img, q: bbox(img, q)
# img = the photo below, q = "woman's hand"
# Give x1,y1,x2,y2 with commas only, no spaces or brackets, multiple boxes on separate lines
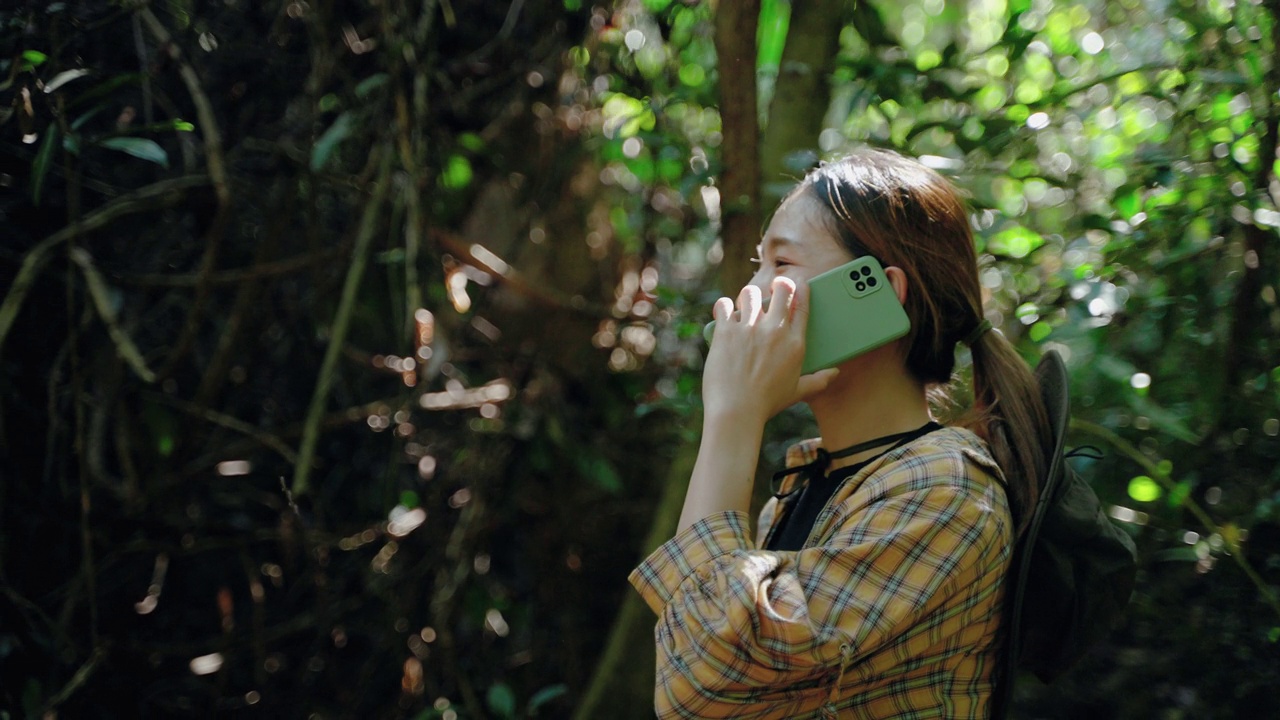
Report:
675,277,839,533
702,277,839,424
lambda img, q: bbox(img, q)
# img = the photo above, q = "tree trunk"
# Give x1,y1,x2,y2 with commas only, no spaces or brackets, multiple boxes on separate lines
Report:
714,0,765,293
573,2,849,716
759,0,847,204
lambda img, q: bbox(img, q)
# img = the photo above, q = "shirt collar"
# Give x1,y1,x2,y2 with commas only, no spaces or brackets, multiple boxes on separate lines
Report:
779,438,825,497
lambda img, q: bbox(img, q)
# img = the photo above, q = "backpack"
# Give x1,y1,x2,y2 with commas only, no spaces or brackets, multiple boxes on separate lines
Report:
990,349,1139,717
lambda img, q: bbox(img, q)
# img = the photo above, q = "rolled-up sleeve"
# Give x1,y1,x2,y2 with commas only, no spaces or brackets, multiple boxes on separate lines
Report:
630,511,755,614
627,458,1008,719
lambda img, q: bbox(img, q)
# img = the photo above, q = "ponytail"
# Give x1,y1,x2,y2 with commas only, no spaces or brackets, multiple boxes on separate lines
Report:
960,327,1051,536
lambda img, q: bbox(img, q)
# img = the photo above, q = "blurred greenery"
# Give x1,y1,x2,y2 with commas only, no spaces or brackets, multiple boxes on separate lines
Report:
1,0,1278,718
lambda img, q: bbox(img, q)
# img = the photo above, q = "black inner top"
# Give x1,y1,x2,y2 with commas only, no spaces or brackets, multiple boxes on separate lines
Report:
764,422,943,551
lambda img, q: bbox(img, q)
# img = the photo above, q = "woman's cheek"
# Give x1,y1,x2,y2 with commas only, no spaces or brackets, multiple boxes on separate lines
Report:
747,268,774,292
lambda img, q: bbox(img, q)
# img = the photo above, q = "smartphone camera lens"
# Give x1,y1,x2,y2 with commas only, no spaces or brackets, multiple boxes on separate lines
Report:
855,281,866,292
849,270,859,280
860,266,873,277
867,277,878,287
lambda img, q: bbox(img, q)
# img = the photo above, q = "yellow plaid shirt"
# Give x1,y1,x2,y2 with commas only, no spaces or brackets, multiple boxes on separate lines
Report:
629,427,1012,719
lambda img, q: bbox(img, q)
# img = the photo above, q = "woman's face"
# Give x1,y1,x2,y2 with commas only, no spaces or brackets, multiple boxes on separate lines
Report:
748,190,854,295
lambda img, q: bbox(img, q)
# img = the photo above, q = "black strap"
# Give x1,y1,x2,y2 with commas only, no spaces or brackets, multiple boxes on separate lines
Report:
771,422,942,498
765,422,942,551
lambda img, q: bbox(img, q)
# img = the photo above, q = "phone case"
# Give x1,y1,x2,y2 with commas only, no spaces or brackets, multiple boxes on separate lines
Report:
801,256,911,374
702,256,911,374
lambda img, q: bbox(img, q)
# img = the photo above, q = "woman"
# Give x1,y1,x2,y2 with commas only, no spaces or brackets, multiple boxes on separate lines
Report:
629,149,1051,718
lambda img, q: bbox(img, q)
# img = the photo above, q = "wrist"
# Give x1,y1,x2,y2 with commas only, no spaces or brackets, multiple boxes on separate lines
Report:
696,412,766,477
678,415,765,533
702,403,769,431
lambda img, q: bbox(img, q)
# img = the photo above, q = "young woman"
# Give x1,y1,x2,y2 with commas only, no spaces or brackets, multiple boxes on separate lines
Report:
629,149,1051,718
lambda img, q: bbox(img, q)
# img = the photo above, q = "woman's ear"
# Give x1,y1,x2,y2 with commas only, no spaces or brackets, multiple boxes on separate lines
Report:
885,266,909,305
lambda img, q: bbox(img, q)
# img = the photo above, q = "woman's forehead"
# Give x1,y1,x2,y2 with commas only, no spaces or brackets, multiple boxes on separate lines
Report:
760,192,846,256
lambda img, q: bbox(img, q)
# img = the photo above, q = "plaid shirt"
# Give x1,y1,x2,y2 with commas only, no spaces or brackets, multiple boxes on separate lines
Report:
629,427,1012,719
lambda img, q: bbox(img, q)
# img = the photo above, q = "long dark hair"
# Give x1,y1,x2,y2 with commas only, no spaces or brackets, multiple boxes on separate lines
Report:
793,149,1051,534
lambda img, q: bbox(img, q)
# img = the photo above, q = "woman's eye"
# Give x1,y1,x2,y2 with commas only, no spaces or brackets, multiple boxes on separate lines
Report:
751,256,793,269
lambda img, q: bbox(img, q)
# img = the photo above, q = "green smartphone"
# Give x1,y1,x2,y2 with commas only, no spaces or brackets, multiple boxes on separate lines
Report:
704,256,911,374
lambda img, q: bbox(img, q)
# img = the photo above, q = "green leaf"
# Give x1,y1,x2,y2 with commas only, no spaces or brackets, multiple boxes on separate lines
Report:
22,50,48,67
678,62,706,87
601,94,655,137
757,0,790,70
486,683,516,719
31,124,59,206
67,73,145,109
1168,480,1193,508
98,137,169,168
441,154,473,190
355,73,389,98
43,68,91,93
1128,475,1162,502
575,453,622,492
528,684,568,716
1145,187,1182,211
1114,185,1141,219
1150,546,1199,562
310,112,352,171
987,225,1044,258
71,104,109,131
1130,396,1200,444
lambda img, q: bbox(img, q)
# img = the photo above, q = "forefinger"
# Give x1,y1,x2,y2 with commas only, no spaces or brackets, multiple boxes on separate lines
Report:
764,276,796,327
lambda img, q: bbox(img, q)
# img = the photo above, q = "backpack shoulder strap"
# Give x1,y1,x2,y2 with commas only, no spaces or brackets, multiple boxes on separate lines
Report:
991,350,1138,718
991,349,1071,718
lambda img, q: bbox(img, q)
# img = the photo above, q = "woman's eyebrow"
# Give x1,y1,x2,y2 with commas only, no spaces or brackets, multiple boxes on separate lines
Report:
756,236,798,256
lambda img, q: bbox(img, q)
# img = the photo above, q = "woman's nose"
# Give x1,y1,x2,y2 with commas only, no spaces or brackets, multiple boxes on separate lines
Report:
748,267,772,294
746,270,776,311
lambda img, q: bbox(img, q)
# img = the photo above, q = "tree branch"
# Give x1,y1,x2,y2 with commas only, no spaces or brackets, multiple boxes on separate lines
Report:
144,392,300,466
41,646,108,715
0,175,209,354
69,248,157,384
114,247,346,288
138,6,234,381
292,151,394,496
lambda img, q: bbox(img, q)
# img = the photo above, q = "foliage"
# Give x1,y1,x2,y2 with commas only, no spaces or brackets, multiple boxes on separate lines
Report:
1,0,1278,718
813,0,1280,712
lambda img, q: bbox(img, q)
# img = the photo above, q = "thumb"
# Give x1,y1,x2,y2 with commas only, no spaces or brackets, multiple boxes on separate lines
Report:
795,367,839,401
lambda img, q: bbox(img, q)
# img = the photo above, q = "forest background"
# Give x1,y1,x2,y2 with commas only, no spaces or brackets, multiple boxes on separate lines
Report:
2,0,1279,717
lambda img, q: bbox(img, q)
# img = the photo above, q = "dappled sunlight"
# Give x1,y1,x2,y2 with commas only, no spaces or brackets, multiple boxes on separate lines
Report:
215,459,251,476
5,0,1278,716
418,379,512,411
